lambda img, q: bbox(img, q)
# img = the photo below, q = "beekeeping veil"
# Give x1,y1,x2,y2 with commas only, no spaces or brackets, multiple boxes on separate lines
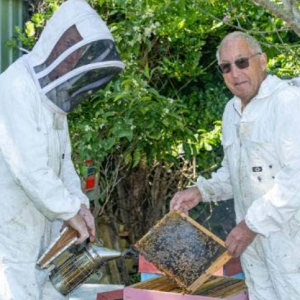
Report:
25,0,124,113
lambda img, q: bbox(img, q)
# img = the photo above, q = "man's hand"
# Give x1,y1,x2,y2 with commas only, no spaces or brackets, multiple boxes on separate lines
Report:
79,204,96,242
225,220,257,258
170,186,202,214
65,214,89,244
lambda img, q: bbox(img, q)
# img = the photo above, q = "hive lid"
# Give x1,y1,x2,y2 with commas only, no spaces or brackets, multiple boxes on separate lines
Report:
135,210,231,294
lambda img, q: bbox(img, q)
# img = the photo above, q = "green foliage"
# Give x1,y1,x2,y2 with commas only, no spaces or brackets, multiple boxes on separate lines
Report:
70,73,200,171
66,0,233,176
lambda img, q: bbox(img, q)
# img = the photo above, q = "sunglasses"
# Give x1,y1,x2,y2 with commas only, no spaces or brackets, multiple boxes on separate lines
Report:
217,53,262,74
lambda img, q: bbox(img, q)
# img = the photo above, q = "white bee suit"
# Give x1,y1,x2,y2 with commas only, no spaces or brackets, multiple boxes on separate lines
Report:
196,75,300,300
0,0,124,299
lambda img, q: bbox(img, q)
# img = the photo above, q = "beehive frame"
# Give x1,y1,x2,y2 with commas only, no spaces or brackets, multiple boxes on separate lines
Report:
135,210,232,294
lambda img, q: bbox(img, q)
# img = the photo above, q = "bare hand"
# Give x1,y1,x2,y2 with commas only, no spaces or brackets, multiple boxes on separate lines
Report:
225,220,257,258
79,204,96,242
170,186,202,214
65,214,89,245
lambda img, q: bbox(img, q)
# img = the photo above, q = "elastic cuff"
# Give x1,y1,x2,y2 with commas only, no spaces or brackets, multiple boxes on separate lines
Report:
245,213,267,237
80,196,90,209
56,198,82,221
195,176,213,202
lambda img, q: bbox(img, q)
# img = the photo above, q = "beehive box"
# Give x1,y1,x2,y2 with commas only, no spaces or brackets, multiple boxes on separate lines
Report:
135,210,233,294
96,289,123,300
124,275,248,300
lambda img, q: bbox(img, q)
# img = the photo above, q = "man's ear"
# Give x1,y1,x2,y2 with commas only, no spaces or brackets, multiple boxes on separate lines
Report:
260,53,267,71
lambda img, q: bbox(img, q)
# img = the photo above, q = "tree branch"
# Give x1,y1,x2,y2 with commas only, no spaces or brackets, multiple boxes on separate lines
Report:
284,0,300,23
283,0,293,15
252,0,300,37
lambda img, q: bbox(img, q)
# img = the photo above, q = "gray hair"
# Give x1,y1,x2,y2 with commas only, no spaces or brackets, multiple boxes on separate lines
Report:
216,31,263,63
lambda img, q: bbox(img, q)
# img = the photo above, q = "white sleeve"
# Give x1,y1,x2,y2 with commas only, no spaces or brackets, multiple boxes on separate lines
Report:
0,76,81,221
196,154,233,202
245,87,300,237
61,126,90,208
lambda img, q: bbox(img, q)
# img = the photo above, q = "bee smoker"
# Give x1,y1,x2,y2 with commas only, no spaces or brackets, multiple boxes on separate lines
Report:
37,227,123,295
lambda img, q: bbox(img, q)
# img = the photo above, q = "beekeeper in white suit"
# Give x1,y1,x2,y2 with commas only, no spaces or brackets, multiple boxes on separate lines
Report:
171,31,300,300
0,0,124,299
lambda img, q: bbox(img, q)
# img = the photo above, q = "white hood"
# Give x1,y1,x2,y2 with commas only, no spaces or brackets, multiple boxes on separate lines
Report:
25,0,124,112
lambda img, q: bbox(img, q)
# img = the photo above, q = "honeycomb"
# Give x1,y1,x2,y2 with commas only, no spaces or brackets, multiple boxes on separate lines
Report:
135,211,227,290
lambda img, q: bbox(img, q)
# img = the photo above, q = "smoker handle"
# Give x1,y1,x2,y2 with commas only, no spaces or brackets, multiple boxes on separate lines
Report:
37,227,78,268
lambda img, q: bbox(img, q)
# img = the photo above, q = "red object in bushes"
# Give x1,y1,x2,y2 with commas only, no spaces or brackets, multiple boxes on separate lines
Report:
86,176,96,190
85,158,96,191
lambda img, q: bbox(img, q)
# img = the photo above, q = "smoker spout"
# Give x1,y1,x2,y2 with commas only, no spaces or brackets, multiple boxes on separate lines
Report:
87,244,123,264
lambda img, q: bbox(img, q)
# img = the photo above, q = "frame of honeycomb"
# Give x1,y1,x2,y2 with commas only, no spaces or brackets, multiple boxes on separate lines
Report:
135,210,232,294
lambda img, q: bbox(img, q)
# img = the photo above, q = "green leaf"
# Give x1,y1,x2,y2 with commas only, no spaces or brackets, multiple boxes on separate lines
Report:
204,142,213,151
124,152,132,165
132,149,141,168
102,138,115,151
99,0,106,7
25,22,35,37
113,125,133,141
178,20,185,29
144,63,150,79
183,143,191,159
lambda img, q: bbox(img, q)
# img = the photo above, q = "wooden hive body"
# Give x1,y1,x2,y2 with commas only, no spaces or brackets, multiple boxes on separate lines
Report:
135,210,234,294
124,275,248,300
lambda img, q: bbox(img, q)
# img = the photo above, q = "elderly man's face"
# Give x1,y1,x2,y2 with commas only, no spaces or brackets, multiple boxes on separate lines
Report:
219,38,267,106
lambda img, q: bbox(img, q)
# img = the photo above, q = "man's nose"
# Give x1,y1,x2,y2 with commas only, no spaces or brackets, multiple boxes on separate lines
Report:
229,63,241,78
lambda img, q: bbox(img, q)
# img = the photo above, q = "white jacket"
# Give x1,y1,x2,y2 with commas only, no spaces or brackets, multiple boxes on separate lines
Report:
0,55,91,222
0,57,90,300
196,75,300,238
0,56,89,249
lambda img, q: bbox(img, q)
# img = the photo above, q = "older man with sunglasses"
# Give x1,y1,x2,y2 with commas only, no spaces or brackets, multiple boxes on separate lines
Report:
171,31,300,300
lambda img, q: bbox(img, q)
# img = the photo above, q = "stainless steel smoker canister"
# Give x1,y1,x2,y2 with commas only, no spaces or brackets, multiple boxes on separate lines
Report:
50,243,122,295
